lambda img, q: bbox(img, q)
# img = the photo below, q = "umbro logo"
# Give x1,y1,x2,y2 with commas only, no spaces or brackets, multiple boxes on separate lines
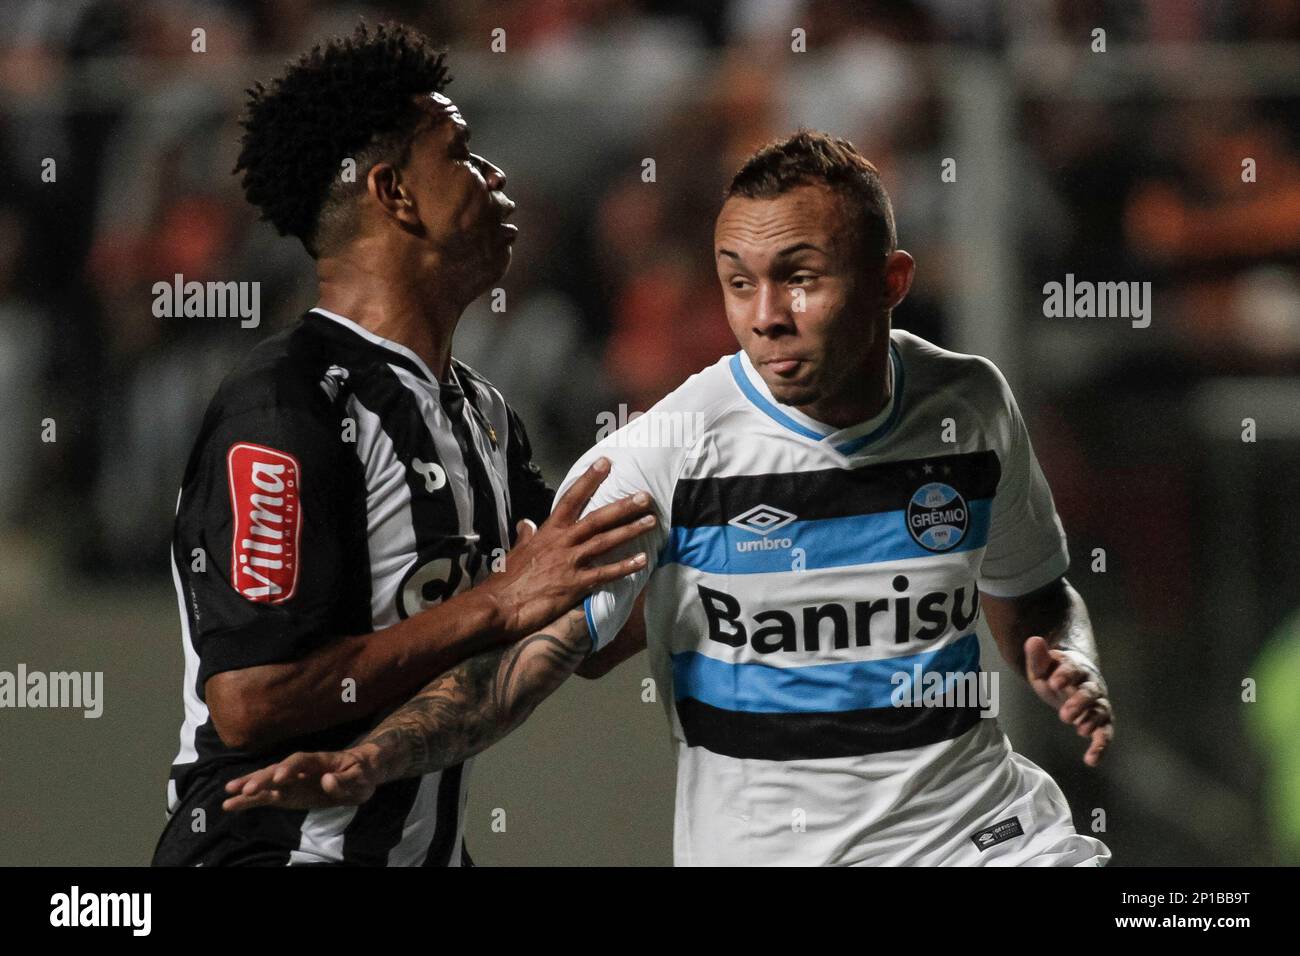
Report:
728,504,796,537
728,505,796,554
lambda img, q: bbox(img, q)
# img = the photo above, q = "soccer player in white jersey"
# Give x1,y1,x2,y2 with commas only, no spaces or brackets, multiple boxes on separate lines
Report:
224,130,1114,867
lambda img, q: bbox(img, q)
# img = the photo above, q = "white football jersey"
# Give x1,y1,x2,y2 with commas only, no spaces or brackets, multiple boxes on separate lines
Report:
558,329,1110,866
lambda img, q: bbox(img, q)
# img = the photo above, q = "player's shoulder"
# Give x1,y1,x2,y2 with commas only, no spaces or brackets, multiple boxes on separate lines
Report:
562,354,741,493
598,353,742,452
891,328,1013,413
206,316,344,429
654,352,743,416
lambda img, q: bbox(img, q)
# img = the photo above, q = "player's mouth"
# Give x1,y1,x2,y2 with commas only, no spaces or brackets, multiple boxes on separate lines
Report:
762,358,807,377
494,199,518,240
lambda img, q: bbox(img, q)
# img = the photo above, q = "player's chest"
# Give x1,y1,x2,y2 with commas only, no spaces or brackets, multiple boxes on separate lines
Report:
341,374,512,619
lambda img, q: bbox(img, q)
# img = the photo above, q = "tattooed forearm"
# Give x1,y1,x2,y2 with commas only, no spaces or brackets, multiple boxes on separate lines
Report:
496,627,589,724
363,653,497,782
357,609,590,783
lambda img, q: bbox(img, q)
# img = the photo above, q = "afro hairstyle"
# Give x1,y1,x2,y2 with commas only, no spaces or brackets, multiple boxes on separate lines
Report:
234,21,451,257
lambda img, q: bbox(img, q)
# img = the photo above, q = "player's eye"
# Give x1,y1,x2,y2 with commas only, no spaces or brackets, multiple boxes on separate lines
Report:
728,276,754,291
788,272,818,286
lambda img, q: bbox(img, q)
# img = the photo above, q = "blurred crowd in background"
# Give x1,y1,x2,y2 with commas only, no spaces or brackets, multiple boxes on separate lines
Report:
1,0,1298,864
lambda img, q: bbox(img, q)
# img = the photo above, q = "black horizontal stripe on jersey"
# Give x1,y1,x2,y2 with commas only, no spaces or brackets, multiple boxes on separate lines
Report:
671,450,1000,528
674,696,983,761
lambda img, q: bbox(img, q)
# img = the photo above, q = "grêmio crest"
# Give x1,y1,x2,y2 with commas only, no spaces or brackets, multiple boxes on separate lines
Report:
906,481,968,553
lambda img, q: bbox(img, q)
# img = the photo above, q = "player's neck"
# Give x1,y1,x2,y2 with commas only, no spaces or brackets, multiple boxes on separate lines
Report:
795,347,892,431
316,254,468,382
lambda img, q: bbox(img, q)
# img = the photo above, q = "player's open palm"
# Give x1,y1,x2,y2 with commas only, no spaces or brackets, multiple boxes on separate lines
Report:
484,457,655,637
222,749,379,811
1024,635,1114,768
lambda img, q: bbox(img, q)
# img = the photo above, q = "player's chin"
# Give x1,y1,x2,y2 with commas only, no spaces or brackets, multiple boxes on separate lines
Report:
765,376,819,407
494,243,513,273
484,239,513,281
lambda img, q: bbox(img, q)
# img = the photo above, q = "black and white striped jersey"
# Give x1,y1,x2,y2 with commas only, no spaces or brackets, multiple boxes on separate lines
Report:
152,307,553,867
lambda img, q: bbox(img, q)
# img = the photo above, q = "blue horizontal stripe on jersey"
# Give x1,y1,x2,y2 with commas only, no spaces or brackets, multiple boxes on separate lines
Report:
660,498,992,573
671,632,981,714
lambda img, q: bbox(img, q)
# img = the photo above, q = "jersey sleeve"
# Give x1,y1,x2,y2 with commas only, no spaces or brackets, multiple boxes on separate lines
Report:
504,405,556,532
175,399,360,686
977,366,1070,598
555,420,677,652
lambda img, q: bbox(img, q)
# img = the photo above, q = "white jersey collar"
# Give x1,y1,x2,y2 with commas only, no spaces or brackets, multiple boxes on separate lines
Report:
731,342,903,455
310,306,444,385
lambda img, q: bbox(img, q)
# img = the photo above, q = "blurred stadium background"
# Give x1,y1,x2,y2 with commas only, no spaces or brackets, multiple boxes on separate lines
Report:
0,0,1298,866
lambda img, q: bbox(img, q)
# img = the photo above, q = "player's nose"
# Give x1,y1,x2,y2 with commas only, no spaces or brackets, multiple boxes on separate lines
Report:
752,281,794,336
474,153,506,191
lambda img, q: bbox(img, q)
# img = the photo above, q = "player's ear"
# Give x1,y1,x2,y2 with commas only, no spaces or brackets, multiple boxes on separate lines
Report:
368,162,421,228
881,249,915,310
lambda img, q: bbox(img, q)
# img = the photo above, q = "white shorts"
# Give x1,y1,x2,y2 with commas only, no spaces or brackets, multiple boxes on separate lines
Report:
927,749,1112,867
845,725,1113,867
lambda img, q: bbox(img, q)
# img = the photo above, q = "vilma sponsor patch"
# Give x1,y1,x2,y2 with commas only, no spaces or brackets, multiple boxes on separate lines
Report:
227,442,302,604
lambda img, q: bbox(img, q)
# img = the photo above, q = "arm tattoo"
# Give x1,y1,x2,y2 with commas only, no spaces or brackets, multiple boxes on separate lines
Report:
362,610,589,781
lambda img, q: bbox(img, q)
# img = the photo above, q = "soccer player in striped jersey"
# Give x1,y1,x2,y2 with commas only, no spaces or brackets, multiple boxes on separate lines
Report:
562,133,1115,865
225,132,1115,867
152,23,653,867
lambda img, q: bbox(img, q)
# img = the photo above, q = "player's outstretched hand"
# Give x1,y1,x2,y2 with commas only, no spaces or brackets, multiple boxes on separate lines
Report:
222,749,379,811
1024,635,1114,768
480,456,656,638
